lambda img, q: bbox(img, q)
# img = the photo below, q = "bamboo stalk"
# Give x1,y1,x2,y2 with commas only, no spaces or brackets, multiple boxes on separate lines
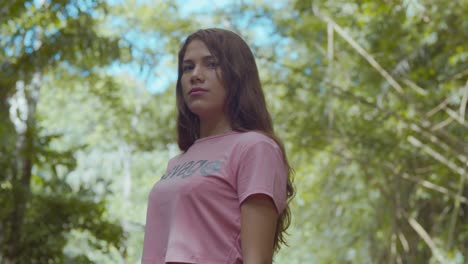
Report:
407,136,466,178
407,217,445,263
426,98,449,117
444,108,468,129
400,173,468,204
460,80,468,120
312,5,405,95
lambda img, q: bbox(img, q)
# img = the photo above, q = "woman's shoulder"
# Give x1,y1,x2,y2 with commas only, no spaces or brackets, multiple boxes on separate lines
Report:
233,130,279,148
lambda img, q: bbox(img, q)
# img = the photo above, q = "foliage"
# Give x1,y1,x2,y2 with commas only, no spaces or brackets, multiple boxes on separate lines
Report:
0,0,130,262
1,0,467,263
263,0,468,262
1,0,195,262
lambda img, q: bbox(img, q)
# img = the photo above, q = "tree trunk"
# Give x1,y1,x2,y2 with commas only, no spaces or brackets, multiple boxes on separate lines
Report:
3,76,39,263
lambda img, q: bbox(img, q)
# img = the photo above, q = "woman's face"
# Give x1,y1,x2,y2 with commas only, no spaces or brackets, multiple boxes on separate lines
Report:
180,39,227,119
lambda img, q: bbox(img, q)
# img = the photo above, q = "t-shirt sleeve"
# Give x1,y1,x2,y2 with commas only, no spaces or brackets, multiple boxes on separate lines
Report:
236,141,288,214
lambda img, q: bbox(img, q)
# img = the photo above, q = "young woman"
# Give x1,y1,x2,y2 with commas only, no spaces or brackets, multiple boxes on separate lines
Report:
142,28,294,264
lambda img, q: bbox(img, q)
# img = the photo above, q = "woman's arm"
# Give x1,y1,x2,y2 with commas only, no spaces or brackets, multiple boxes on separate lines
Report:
240,194,278,264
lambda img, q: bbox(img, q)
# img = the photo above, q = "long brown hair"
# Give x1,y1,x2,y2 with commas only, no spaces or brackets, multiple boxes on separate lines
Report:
175,28,295,253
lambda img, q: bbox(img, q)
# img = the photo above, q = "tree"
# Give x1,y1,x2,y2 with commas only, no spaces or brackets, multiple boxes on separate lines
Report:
1,0,200,262
264,0,467,262
0,0,129,262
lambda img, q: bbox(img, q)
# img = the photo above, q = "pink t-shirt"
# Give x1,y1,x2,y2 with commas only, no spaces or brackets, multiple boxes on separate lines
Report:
141,131,288,264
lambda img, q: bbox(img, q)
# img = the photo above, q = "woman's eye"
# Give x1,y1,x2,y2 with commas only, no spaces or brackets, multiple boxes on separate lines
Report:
182,65,193,72
207,62,218,68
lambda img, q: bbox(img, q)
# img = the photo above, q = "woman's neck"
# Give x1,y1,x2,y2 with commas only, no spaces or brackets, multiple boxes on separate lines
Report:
199,116,232,138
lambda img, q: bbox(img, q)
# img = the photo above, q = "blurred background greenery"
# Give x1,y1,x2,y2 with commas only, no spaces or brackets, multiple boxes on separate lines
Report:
1,0,467,263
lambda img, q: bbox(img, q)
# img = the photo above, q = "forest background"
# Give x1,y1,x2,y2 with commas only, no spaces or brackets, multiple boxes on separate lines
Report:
1,0,467,263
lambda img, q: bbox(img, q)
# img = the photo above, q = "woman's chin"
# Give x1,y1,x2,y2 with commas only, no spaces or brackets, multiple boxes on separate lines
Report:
189,108,224,121
188,105,216,116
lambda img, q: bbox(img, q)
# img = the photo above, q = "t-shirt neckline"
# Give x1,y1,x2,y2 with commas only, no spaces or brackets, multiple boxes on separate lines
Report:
194,130,240,144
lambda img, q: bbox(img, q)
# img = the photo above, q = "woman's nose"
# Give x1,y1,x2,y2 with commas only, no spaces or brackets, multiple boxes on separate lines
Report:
190,65,204,83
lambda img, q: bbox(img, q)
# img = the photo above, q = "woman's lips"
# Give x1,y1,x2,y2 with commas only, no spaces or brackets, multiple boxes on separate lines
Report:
189,88,208,96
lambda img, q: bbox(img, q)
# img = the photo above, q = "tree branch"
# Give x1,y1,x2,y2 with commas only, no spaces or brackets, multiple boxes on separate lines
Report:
400,173,468,204
426,98,449,117
312,5,405,95
407,217,445,263
460,80,468,121
407,136,466,178
444,108,468,129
